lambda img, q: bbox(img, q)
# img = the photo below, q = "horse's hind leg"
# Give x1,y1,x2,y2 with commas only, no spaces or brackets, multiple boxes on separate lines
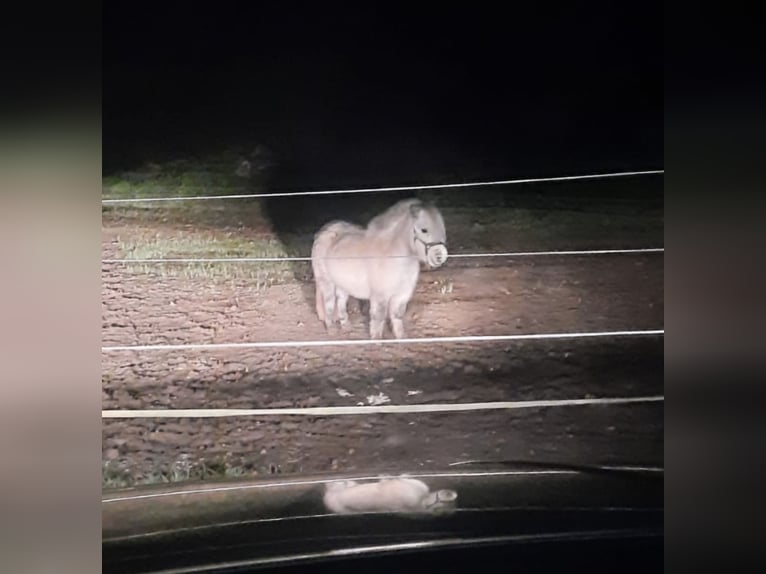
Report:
318,280,337,331
335,288,351,329
389,294,411,339
369,297,387,339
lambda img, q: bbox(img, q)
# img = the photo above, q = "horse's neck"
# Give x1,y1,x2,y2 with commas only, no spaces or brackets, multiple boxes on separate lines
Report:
370,202,409,229
380,214,415,252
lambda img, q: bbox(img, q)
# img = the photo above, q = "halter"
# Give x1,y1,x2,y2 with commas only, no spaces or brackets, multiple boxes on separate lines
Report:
421,488,459,514
413,228,448,268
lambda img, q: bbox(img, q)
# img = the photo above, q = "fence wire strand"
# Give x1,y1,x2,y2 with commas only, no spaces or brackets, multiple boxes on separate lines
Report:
102,169,664,203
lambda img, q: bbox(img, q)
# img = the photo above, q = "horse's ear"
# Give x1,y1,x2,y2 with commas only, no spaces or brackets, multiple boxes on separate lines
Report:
409,202,423,217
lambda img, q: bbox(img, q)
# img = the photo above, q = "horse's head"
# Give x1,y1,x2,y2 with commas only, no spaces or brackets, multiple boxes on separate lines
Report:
410,202,448,268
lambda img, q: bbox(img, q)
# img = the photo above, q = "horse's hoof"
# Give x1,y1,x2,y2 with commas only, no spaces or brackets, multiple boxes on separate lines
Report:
392,323,406,339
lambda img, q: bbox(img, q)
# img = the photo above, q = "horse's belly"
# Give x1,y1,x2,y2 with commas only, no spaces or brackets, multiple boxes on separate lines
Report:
369,260,420,298
325,260,372,299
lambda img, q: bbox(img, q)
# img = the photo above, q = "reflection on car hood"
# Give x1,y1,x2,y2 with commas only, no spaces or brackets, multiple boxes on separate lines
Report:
103,462,663,573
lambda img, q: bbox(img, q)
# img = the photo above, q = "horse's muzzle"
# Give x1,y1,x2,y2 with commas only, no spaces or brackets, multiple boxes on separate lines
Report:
425,243,448,268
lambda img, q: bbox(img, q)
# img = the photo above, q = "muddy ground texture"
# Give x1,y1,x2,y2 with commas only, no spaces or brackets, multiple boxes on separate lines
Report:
102,176,664,489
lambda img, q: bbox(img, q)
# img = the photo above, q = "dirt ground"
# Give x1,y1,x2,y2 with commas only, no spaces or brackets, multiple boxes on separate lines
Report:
102,185,664,488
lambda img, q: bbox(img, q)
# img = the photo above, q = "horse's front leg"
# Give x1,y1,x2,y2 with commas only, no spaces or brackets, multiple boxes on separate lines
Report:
389,294,411,339
369,297,387,339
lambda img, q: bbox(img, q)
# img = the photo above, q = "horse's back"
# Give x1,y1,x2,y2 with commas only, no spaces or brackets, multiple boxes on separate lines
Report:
314,220,364,243
312,221,362,259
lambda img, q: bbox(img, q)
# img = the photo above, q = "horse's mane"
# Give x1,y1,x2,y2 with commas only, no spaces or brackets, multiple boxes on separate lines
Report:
366,198,423,234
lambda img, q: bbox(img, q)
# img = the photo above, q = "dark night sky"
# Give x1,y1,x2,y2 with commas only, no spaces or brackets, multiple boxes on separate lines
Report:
104,2,662,186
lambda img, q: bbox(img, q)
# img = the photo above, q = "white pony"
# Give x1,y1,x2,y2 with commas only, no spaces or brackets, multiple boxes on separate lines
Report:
311,198,448,339
323,477,458,515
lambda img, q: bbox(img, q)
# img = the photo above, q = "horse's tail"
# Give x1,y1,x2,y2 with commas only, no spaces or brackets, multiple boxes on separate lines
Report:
315,281,325,322
311,221,352,322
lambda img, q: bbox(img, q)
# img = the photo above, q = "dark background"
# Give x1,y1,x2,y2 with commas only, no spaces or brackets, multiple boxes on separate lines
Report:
103,2,662,188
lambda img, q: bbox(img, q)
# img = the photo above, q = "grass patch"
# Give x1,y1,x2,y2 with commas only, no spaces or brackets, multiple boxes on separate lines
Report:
435,277,454,294
102,157,250,200
103,454,259,490
102,156,270,229
441,205,663,251
102,155,303,285
114,233,300,285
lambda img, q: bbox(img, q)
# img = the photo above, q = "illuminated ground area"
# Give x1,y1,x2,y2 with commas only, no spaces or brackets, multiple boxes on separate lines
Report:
101,170,663,487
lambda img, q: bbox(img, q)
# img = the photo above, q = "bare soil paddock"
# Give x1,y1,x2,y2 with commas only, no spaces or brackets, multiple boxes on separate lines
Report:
102,176,663,487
